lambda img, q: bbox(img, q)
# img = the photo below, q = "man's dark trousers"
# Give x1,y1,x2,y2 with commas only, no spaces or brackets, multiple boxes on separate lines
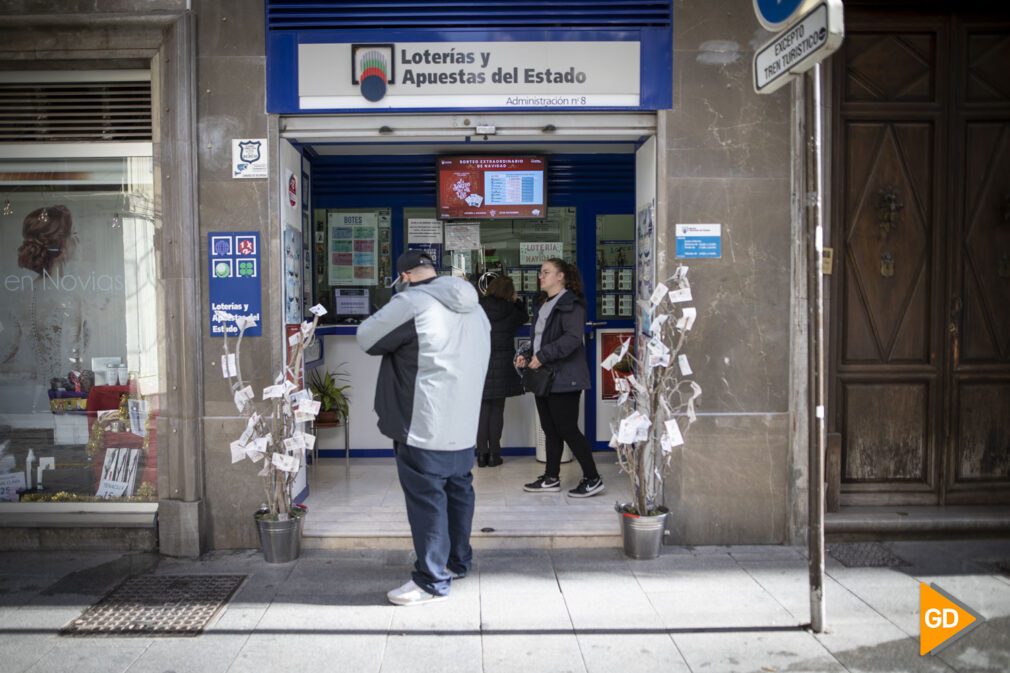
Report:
394,441,476,596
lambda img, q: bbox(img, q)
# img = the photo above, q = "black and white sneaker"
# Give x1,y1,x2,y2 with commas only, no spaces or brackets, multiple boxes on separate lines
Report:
567,477,605,498
523,475,561,492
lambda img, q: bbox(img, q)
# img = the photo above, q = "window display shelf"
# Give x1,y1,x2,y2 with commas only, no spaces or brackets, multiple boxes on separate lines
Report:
0,501,158,527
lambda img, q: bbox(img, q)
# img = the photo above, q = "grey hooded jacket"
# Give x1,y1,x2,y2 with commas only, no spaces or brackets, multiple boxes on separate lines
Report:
356,276,491,451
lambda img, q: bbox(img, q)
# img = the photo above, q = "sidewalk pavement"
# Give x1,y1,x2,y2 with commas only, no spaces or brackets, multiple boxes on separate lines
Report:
1,539,1009,673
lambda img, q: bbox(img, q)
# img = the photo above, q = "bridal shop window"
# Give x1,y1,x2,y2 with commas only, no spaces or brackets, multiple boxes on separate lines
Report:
0,147,161,504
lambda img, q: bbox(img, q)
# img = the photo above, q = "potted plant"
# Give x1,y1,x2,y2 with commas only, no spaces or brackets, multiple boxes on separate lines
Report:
603,265,702,559
217,304,328,563
308,366,350,425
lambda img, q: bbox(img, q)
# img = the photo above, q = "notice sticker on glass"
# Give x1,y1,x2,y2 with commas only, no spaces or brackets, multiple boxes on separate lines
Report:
445,223,481,250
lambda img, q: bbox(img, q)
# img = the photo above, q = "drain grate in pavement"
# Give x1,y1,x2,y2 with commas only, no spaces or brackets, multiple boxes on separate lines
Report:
60,574,246,637
828,542,909,568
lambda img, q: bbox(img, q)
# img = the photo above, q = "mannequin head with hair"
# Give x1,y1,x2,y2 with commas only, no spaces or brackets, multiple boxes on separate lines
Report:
17,205,74,275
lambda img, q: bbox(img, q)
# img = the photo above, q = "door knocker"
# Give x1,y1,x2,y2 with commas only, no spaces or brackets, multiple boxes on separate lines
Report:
880,251,895,278
877,187,903,237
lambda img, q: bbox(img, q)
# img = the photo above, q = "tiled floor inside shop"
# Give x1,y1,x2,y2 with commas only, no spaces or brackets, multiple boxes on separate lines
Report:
303,454,632,544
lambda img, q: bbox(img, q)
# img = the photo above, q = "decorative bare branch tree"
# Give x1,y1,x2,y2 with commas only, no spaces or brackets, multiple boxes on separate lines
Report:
217,306,326,520
605,266,702,517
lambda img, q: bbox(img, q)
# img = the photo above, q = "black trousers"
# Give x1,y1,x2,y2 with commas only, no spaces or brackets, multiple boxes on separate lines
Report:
534,390,599,481
476,398,506,457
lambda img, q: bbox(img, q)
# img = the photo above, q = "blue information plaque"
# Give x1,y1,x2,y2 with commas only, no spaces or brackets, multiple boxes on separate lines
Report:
208,231,263,337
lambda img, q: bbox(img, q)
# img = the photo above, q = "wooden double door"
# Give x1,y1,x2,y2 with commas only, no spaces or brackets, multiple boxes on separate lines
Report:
831,5,1010,506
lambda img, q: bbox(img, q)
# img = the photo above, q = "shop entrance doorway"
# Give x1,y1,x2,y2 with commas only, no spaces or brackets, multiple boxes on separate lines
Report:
277,114,657,540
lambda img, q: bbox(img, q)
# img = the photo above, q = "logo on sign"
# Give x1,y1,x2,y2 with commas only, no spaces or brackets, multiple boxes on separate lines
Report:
920,583,984,655
213,259,233,278
236,236,256,256
237,259,257,278
237,140,262,163
211,236,232,256
352,44,395,102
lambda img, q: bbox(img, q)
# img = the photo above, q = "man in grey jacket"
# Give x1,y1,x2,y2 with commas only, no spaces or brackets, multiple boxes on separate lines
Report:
356,251,490,606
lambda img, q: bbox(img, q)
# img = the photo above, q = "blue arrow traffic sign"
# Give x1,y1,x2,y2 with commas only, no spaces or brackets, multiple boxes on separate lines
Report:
754,0,807,30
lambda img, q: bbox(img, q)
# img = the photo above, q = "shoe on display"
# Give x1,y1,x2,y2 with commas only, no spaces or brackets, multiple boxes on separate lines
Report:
567,477,605,498
386,580,448,606
523,475,561,492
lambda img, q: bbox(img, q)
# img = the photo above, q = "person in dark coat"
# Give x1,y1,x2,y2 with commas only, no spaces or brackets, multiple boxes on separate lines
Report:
476,275,527,467
515,258,604,498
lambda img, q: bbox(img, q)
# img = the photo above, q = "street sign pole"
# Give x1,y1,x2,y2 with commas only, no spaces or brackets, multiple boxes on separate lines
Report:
753,0,842,636
806,60,827,636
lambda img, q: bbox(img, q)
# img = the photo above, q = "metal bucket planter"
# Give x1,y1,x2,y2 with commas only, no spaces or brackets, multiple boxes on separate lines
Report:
617,505,670,560
256,515,302,563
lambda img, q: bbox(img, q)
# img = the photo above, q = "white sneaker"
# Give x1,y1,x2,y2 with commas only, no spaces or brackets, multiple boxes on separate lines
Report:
386,580,447,606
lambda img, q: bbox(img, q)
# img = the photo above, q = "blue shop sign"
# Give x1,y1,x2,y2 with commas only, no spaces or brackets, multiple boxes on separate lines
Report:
675,224,722,259
266,29,672,114
208,231,263,337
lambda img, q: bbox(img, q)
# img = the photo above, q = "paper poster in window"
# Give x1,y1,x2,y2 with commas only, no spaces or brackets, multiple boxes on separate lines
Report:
284,227,303,323
328,212,378,286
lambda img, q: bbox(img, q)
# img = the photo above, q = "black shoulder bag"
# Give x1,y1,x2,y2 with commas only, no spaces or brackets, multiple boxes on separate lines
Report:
521,366,555,397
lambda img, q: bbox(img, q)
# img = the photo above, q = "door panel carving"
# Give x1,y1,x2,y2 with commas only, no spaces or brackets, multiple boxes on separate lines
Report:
845,33,936,102
955,384,1010,480
966,33,1010,102
843,383,929,482
961,123,1010,362
842,122,934,364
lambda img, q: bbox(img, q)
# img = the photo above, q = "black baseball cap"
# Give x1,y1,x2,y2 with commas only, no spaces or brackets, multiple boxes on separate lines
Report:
396,250,435,274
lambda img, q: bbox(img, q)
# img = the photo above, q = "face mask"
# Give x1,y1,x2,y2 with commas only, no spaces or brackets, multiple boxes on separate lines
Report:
388,275,409,294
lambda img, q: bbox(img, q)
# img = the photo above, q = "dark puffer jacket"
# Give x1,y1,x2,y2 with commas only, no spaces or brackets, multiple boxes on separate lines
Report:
531,290,590,393
480,295,527,399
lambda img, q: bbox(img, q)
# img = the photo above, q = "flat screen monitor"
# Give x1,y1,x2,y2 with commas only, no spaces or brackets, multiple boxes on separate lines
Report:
333,288,371,321
437,155,546,219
